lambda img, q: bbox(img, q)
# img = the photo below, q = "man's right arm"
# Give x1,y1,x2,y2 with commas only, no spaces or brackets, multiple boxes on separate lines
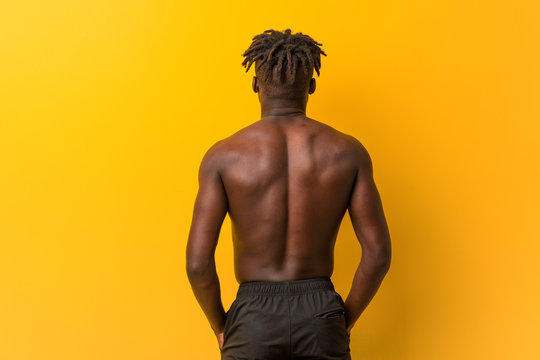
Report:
344,139,392,334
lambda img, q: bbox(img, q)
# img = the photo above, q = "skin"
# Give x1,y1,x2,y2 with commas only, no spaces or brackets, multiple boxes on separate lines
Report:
186,73,392,351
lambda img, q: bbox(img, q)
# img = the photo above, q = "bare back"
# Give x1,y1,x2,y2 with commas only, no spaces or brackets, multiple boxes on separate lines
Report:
215,116,362,283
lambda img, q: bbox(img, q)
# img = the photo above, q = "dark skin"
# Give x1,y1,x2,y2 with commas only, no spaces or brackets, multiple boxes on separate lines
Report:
186,75,392,351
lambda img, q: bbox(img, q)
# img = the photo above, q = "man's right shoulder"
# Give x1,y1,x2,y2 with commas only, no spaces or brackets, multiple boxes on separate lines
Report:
202,127,250,159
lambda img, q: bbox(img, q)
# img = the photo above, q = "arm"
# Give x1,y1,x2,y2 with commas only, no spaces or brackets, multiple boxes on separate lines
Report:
186,142,229,336
344,141,392,334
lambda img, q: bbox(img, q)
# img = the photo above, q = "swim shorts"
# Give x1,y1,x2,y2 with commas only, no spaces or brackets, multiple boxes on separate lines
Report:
220,276,351,360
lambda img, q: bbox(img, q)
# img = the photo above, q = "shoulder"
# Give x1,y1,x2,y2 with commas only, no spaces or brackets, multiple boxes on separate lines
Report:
198,129,248,173
344,135,372,174
198,139,227,180
328,127,373,173
212,123,274,155
201,139,226,161
305,118,373,170
345,135,371,163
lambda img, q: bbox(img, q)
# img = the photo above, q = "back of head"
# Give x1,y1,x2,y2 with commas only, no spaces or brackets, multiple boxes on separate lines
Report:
241,29,327,99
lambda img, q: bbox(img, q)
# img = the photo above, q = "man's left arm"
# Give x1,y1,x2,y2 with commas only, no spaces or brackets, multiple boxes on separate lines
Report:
186,142,228,336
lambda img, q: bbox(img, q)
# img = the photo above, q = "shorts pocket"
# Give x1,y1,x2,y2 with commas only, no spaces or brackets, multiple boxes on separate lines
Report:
312,306,350,355
314,306,345,319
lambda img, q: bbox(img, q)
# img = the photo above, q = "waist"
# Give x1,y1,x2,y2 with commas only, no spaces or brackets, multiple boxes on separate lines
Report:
237,276,334,296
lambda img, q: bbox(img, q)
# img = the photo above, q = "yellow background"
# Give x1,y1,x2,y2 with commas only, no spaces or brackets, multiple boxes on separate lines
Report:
1,1,539,359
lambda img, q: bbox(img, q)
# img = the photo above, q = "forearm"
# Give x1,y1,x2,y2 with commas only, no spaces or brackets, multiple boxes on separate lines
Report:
186,259,226,334
344,258,390,332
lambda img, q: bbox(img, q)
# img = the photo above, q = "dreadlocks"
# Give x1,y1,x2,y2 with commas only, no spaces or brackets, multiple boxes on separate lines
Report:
241,29,327,97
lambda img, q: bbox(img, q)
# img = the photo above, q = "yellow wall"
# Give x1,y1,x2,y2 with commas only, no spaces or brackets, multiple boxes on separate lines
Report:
1,1,538,359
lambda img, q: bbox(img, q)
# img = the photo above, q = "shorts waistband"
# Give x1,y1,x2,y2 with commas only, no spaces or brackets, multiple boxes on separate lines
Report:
237,276,335,296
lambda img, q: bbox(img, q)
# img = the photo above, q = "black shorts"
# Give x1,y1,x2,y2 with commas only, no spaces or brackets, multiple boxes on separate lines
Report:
220,276,351,360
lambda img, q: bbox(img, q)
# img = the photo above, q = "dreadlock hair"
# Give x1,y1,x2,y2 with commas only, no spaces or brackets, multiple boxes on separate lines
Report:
241,29,327,98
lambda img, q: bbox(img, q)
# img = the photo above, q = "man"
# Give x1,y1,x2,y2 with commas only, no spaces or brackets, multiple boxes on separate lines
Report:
186,29,391,360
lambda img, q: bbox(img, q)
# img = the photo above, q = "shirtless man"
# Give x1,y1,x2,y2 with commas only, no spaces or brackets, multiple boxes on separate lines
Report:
186,29,392,360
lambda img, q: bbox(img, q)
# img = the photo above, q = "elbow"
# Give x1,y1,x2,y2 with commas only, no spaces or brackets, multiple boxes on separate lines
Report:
377,252,391,272
364,247,392,273
186,257,214,281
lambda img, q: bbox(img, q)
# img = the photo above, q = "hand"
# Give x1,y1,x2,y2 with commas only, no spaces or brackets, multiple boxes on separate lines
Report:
213,311,228,351
344,309,352,338
215,331,224,350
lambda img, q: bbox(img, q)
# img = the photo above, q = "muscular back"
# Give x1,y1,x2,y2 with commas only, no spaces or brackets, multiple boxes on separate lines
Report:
214,116,364,283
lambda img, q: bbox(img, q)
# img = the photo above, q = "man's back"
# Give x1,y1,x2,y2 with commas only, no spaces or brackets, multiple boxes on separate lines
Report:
214,115,363,283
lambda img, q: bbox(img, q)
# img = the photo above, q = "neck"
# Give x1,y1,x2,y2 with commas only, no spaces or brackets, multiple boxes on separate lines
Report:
259,95,308,118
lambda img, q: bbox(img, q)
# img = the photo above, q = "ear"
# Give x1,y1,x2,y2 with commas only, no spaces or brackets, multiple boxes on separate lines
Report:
308,78,316,94
252,76,259,93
